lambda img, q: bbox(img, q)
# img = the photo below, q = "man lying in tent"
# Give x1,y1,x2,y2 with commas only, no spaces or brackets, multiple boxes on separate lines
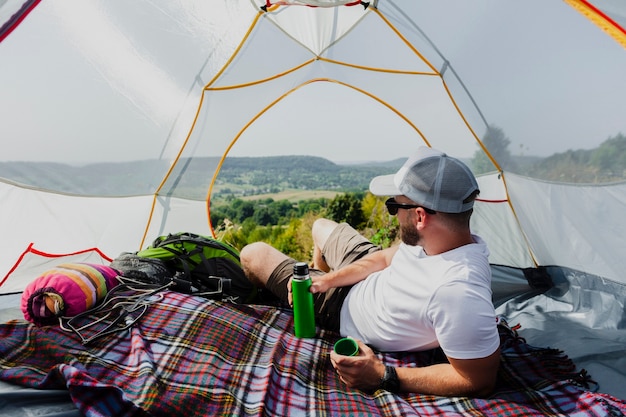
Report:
240,146,500,397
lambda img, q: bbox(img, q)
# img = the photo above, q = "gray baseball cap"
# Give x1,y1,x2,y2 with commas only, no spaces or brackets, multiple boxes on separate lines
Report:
369,147,479,213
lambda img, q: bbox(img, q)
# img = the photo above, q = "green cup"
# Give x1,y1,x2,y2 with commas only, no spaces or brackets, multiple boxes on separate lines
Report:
334,337,359,356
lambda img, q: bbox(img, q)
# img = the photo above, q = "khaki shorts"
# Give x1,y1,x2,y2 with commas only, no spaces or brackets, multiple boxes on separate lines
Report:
266,222,380,332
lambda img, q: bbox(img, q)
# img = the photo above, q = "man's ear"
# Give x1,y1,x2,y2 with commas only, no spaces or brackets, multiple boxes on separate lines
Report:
414,207,428,229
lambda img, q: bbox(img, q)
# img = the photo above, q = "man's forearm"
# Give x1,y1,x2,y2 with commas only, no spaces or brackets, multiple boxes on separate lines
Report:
395,351,500,397
316,247,397,289
396,364,481,397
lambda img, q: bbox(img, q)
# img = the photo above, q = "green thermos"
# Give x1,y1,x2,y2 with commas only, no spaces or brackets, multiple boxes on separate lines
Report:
292,262,316,338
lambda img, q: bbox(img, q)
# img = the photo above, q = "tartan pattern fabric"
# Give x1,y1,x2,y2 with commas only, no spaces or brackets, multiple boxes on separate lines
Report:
0,290,624,417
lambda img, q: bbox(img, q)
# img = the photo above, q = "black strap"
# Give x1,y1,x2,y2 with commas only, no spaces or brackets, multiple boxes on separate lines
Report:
155,233,241,261
150,233,238,299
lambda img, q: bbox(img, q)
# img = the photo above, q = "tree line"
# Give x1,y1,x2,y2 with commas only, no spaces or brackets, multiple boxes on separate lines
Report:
215,130,626,261
215,192,398,262
473,128,625,183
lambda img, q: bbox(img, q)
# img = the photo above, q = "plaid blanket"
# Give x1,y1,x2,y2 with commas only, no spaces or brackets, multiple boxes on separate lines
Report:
0,290,624,417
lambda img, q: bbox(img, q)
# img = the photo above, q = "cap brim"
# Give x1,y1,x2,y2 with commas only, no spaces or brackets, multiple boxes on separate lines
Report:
369,174,401,196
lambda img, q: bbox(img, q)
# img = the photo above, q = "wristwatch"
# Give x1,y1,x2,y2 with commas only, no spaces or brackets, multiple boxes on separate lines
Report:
380,365,400,392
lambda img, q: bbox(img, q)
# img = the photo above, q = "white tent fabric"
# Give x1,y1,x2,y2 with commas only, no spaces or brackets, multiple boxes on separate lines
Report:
505,174,626,280
2,0,625,289
474,172,626,282
0,179,212,293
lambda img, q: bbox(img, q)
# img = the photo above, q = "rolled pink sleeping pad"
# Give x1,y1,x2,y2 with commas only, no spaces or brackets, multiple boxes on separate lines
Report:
21,263,120,326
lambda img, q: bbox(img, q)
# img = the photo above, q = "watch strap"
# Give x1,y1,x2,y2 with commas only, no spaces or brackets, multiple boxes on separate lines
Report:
380,365,400,392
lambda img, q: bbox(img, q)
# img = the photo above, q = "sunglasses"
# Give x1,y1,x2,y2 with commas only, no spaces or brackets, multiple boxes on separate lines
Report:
384,198,436,215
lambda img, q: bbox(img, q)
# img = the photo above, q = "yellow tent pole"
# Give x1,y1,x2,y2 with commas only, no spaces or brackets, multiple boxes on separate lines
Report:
138,11,265,247
205,77,432,235
318,57,438,76
375,5,539,266
371,7,439,74
564,0,626,49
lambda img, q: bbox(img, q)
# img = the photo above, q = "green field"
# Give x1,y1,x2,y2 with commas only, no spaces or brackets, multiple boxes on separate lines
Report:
231,189,340,203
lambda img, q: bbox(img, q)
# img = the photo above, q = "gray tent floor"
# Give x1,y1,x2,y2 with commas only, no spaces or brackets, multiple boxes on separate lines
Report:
493,266,626,400
0,266,624,416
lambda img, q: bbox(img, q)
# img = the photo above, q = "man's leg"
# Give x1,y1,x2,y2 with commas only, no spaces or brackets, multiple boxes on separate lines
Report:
240,242,290,288
316,220,381,272
240,220,380,331
311,218,340,273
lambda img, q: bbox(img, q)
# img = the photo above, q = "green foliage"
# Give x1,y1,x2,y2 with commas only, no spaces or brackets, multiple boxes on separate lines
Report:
273,215,316,262
326,192,366,228
211,197,330,229
359,193,399,248
361,194,386,229
370,227,397,248
213,218,249,250
214,192,400,260
296,198,328,216
215,212,317,262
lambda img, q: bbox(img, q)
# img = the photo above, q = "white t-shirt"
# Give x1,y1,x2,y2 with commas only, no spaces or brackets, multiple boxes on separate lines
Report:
339,235,499,359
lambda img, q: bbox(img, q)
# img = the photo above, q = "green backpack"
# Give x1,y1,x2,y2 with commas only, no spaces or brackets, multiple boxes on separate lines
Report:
136,232,257,303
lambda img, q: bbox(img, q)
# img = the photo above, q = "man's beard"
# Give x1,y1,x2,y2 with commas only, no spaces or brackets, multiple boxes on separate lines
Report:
400,221,421,246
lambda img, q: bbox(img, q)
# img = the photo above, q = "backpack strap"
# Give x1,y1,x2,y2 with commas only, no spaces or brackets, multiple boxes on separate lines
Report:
162,233,241,261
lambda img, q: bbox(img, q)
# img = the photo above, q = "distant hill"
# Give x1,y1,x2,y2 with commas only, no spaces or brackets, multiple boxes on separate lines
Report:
481,133,626,183
0,156,404,199
1,138,623,199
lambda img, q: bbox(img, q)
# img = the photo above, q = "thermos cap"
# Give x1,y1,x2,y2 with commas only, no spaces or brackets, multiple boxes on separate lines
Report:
293,262,309,276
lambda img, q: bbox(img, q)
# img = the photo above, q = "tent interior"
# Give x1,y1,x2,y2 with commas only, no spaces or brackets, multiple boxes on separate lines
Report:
1,0,625,415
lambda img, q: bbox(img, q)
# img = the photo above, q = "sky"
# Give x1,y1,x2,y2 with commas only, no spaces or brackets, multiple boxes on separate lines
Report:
1,0,625,165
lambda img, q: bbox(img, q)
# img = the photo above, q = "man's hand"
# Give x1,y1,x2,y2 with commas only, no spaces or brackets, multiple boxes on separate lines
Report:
330,338,501,397
286,277,293,306
310,274,333,294
287,273,333,306
330,339,385,391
